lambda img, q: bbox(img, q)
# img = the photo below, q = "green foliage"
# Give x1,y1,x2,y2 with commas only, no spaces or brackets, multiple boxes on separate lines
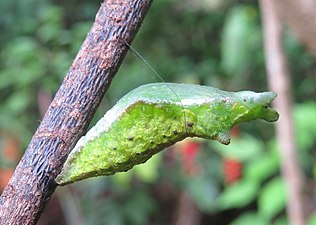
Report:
78,182,156,225
217,180,258,209
308,214,316,225
294,103,316,150
221,6,261,77
113,153,162,185
185,174,218,211
212,134,264,162
0,0,91,146
258,177,286,220
244,147,279,183
229,212,268,225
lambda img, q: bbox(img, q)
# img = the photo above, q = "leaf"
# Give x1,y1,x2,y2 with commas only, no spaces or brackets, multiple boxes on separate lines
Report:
37,5,63,42
3,91,32,115
186,175,218,211
244,148,279,183
221,6,259,76
133,153,162,183
273,216,289,225
258,177,286,220
217,180,258,209
0,37,45,89
293,102,316,151
212,134,263,162
308,213,316,225
122,191,155,225
113,153,162,185
229,212,268,225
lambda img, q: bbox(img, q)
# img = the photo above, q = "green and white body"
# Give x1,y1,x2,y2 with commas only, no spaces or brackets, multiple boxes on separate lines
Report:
56,83,279,185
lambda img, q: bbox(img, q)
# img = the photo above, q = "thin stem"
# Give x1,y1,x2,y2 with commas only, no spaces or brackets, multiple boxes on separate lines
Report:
259,0,306,224
0,1,152,224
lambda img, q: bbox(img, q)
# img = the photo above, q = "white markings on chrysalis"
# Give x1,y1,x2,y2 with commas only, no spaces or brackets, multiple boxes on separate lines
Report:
67,104,124,159
181,98,209,106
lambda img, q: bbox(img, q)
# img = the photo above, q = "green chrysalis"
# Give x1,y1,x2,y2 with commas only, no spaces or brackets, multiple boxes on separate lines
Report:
56,83,279,185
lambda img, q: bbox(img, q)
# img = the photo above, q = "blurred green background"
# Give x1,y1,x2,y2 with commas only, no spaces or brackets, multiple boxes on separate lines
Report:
1,0,316,225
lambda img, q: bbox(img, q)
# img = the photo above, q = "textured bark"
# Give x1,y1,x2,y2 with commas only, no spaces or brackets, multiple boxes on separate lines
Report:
0,0,152,224
259,0,306,224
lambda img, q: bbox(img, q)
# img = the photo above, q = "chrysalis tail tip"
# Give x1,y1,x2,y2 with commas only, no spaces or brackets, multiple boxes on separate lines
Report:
55,175,72,186
217,131,231,145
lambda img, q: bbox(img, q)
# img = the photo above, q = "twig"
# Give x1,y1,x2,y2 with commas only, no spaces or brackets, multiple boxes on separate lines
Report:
0,1,152,224
259,0,306,224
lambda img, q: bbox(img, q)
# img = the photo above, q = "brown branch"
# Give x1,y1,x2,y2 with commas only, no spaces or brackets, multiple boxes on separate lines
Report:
0,1,152,224
275,0,316,58
173,192,201,225
259,0,306,224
